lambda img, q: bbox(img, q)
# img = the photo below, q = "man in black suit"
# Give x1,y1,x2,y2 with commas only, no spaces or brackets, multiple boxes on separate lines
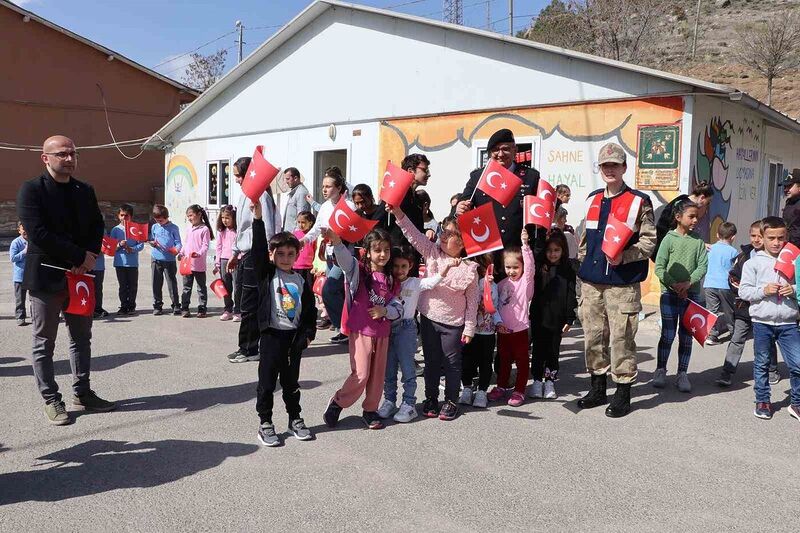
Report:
17,135,116,425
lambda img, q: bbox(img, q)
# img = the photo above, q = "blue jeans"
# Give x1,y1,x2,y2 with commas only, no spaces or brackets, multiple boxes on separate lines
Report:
323,263,345,330
752,322,800,405
384,319,418,406
657,292,695,372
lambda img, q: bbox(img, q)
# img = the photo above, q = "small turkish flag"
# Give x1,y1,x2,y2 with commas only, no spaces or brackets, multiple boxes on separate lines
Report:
601,214,634,262
125,221,149,243
458,202,504,258
210,278,229,299
379,161,414,207
328,197,378,243
537,179,556,204
101,235,119,256
241,145,280,202
476,159,522,207
524,196,554,229
775,242,800,280
65,272,95,317
482,264,496,314
167,246,180,256
179,255,192,276
682,299,718,345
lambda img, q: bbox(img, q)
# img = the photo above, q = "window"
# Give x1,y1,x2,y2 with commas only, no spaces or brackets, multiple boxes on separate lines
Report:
476,139,539,169
206,159,231,207
313,149,348,200
767,161,784,216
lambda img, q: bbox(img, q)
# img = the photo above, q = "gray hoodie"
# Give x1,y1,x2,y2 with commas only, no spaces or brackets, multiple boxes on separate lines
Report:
738,250,799,325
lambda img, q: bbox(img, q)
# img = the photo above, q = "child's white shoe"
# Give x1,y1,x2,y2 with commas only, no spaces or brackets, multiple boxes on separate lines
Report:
472,390,488,408
527,381,544,399
393,403,418,423
544,380,557,399
458,387,473,405
377,399,397,419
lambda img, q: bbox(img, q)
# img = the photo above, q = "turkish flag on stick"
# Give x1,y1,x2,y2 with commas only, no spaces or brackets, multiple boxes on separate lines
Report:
458,202,504,258
537,179,556,204
101,235,119,256
601,214,634,262
328,197,378,243
65,272,95,317
775,242,800,280
210,278,229,299
125,221,149,243
524,196,554,229
476,159,522,207
379,161,414,207
241,145,280,202
482,264,496,314
682,299,718,345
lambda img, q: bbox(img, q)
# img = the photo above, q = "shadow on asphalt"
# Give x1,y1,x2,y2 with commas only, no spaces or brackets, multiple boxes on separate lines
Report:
0,439,258,506
0,357,25,365
0,352,168,378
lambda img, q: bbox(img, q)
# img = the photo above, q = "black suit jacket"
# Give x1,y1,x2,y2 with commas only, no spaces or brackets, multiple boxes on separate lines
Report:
459,164,541,247
17,172,104,292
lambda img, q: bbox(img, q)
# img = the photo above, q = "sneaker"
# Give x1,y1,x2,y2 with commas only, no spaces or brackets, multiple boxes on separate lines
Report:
227,350,244,361
788,404,800,422
393,403,418,423
652,368,667,388
181,310,191,318
705,337,721,346
330,333,349,345
289,418,313,440
527,381,544,399
232,313,242,322
257,422,281,447
323,398,343,428
487,386,506,402
438,400,459,421
421,398,439,418
754,402,773,420
219,311,233,321
17,319,27,326
196,311,207,318
44,401,72,426
72,390,116,412
363,410,384,429
472,390,488,408
507,391,525,407
715,370,732,387
544,380,557,399
173,308,182,316
229,352,260,363
316,317,332,330
117,308,129,316
377,399,398,419
676,371,692,393
94,309,109,319
154,308,164,316
458,387,473,405
768,371,781,385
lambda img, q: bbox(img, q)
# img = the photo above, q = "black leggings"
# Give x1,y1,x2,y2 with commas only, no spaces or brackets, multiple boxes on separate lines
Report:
462,334,495,391
531,326,561,381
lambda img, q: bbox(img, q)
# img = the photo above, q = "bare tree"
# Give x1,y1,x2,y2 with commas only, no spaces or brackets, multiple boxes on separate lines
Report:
182,49,228,92
736,11,800,106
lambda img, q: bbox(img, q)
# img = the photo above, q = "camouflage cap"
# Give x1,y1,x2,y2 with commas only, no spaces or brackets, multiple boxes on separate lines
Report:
597,142,626,165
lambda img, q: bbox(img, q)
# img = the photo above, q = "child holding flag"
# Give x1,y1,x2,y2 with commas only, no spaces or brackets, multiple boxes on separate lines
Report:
214,205,238,320
179,204,213,318
110,204,144,315
653,201,708,393
10,221,28,325
149,204,182,316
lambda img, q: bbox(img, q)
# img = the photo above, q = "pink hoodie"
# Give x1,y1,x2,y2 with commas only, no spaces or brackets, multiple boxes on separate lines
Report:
497,244,535,333
182,224,210,272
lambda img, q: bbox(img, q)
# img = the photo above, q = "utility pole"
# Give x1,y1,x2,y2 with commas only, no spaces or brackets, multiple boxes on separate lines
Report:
509,0,513,36
691,0,700,61
236,20,244,63
486,1,491,30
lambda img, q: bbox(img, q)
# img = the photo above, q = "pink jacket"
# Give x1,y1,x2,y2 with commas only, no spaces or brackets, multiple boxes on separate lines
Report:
292,229,316,270
497,244,535,333
215,228,236,268
398,215,479,337
182,224,210,272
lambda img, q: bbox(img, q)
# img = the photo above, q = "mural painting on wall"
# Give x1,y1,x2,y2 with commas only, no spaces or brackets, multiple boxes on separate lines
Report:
166,155,198,223
693,116,761,242
635,124,680,191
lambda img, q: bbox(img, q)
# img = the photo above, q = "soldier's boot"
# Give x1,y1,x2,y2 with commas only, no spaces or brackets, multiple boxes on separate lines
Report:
577,373,607,409
605,383,632,418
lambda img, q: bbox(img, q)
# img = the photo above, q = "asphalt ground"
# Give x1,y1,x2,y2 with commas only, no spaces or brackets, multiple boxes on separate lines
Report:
1,249,798,532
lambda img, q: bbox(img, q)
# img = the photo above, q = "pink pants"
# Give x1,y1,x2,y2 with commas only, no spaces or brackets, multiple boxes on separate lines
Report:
333,332,389,412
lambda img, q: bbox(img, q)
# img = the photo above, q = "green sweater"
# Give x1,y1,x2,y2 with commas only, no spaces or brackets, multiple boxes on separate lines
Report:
654,230,708,294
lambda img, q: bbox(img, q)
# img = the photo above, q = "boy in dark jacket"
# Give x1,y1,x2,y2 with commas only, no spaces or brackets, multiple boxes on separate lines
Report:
716,220,779,386
782,170,800,247
251,202,317,447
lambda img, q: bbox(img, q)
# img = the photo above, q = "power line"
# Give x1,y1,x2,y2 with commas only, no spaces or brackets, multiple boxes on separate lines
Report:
153,30,237,68
385,0,432,9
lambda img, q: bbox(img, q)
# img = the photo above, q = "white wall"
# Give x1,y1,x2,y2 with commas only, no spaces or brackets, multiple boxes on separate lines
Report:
172,6,691,143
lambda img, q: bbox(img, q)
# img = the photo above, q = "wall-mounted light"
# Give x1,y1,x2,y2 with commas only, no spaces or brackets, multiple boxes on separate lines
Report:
328,123,336,142
728,91,743,102
107,55,115,62
22,15,30,22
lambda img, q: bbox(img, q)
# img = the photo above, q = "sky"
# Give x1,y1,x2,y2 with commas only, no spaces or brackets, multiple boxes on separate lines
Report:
14,0,550,83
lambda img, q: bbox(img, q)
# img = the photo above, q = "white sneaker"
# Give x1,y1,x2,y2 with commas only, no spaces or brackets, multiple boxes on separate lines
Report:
472,390,488,408
393,403,418,423
377,399,397,419
652,368,667,388
219,311,233,321
544,380,557,399
458,387,473,405
527,381,544,398
676,371,692,393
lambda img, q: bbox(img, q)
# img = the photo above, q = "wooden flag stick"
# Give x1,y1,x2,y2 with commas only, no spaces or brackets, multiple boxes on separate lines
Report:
42,263,96,278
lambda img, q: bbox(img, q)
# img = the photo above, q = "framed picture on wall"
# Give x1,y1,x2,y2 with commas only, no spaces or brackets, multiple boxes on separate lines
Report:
206,159,231,208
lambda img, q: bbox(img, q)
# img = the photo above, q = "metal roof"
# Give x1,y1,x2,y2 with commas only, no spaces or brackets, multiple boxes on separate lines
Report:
142,0,800,148
1,0,199,97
